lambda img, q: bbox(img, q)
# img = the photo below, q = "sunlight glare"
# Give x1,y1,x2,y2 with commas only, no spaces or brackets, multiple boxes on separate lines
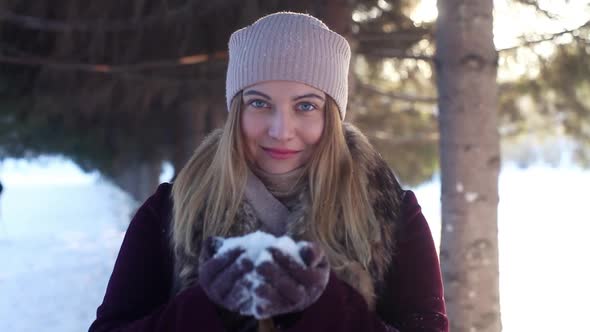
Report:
494,0,590,50
410,0,590,52
411,0,438,24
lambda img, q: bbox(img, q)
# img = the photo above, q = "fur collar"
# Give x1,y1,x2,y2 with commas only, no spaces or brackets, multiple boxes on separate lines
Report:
173,123,405,310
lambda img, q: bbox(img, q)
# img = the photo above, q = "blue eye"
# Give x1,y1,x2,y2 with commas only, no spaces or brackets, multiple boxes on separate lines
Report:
297,102,317,112
249,99,270,108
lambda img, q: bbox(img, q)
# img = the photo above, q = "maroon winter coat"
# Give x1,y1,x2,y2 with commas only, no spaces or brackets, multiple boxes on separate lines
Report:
89,183,448,331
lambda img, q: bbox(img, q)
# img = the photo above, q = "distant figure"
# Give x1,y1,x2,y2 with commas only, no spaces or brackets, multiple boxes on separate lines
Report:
89,12,448,332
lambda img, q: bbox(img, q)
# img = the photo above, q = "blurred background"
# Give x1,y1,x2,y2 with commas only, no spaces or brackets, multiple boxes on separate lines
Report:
0,0,588,331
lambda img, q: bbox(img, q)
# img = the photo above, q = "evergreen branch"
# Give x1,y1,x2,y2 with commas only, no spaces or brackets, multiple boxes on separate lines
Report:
0,0,209,32
0,51,228,72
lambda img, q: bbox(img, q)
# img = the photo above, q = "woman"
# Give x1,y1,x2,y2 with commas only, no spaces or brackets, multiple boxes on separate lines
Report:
90,12,448,332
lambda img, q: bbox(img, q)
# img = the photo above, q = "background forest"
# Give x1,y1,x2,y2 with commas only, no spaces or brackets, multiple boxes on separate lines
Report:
1,0,588,201
0,1,589,331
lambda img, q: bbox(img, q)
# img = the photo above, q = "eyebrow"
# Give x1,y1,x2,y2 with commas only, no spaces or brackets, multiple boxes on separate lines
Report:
243,90,325,102
293,93,325,102
243,90,271,100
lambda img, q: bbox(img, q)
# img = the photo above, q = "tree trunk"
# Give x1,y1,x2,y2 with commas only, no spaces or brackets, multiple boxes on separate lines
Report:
170,78,227,178
170,99,208,178
435,1,502,331
111,159,162,204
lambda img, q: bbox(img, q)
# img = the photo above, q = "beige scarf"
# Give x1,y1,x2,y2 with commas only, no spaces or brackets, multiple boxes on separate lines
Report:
242,166,307,332
243,165,306,236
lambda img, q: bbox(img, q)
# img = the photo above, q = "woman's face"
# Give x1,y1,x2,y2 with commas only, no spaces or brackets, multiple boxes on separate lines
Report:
241,80,326,174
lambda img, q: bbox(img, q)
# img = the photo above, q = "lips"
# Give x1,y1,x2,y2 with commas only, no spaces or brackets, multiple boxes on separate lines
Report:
261,147,301,160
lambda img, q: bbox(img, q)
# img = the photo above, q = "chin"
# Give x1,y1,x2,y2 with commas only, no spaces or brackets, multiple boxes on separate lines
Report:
261,163,299,174
265,168,294,175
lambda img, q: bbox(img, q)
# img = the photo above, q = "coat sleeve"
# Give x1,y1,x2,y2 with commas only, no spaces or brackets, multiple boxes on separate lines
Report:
274,191,448,332
88,183,225,332
376,190,449,331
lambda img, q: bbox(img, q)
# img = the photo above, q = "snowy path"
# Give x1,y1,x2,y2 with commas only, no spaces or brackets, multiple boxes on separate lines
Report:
0,161,589,331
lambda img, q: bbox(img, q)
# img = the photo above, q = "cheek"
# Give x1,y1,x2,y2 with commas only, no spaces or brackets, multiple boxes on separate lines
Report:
242,112,262,139
302,117,324,145
241,112,264,151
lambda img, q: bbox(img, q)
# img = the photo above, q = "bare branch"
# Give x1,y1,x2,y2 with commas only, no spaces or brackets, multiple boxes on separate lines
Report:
498,19,590,53
359,48,434,61
359,83,437,104
366,131,439,144
355,29,431,43
512,0,559,19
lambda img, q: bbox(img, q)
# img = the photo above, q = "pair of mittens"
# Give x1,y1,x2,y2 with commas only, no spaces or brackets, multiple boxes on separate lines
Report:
198,232,329,319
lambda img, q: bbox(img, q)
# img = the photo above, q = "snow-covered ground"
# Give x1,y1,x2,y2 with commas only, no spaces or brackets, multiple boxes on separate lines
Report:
414,163,590,332
0,167,134,331
0,158,588,331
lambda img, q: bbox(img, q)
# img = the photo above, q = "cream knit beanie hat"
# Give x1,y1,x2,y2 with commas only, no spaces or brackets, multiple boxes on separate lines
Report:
225,12,351,119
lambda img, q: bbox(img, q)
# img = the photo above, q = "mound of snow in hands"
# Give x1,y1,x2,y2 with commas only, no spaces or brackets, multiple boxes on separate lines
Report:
213,231,308,319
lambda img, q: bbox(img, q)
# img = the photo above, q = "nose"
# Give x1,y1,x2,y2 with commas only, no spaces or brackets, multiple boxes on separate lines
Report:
268,107,294,141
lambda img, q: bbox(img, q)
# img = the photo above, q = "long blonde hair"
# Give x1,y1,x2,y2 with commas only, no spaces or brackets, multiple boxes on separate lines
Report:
172,93,379,271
